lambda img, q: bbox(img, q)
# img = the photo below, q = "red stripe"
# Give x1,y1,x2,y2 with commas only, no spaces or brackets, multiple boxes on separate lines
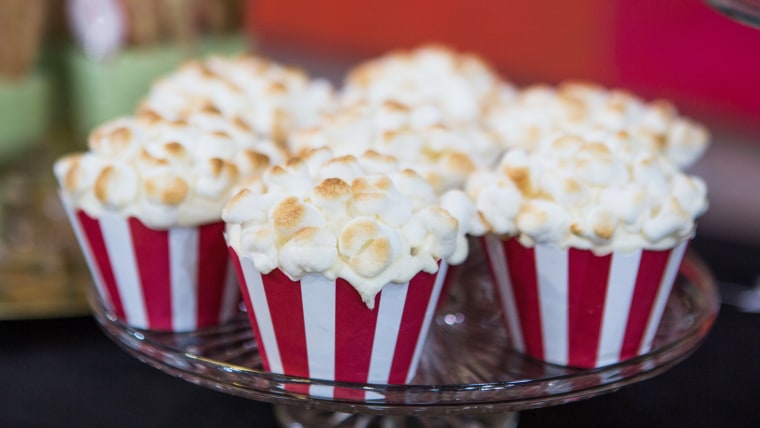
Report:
334,279,380,400
620,248,671,360
229,248,271,372
261,269,310,378
129,219,172,330
196,222,229,328
388,269,438,384
76,211,126,320
504,238,544,360
567,249,612,368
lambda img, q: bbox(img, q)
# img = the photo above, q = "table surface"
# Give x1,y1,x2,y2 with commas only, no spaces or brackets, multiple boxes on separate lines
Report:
2,235,759,428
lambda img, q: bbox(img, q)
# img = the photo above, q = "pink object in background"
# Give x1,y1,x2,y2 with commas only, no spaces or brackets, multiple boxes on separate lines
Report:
482,236,688,369
613,0,760,125
67,0,126,60
63,205,240,332
230,248,447,399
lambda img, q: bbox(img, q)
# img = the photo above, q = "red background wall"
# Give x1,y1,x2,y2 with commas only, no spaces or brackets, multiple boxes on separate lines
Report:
247,0,760,126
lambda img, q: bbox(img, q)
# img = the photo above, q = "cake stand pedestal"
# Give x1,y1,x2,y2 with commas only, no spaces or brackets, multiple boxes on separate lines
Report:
91,252,718,427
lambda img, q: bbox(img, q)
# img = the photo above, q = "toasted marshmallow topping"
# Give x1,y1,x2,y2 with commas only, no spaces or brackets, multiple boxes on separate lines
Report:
138,55,335,143
342,45,516,126
486,82,710,168
55,115,284,228
465,132,708,253
289,101,503,194
223,148,468,308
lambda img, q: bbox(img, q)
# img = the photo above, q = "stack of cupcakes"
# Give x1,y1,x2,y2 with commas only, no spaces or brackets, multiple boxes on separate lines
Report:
55,44,711,392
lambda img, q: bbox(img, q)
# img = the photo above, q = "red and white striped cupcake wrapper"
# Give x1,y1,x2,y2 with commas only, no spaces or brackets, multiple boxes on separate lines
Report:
62,201,240,332
482,235,689,368
230,248,448,399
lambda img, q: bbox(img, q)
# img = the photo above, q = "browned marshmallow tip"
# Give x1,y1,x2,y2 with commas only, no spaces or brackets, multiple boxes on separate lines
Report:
315,178,351,199
94,166,116,203
145,175,189,205
272,197,308,230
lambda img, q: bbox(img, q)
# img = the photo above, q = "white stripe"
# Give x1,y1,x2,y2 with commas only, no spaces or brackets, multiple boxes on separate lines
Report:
596,250,642,367
59,196,110,310
535,244,569,366
99,213,148,329
484,236,524,352
240,257,283,374
367,282,409,384
405,261,448,383
300,273,336,398
219,260,240,322
638,241,689,355
169,227,199,331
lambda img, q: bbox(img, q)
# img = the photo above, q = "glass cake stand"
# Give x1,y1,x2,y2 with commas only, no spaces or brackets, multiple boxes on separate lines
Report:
92,251,719,427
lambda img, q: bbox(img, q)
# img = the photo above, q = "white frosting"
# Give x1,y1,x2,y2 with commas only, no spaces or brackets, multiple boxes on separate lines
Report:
486,82,710,168
55,115,283,228
139,55,336,142
342,44,516,126
289,101,503,194
466,132,708,253
223,148,467,308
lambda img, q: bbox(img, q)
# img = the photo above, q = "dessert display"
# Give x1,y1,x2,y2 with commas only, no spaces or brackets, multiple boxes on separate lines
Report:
223,148,467,393
56,44,711,382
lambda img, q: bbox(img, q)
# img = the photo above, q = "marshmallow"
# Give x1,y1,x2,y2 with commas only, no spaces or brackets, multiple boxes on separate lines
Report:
289,100,503,195
55,115,283,228
466,132,708,253
342,45,515,126
486,81,710,168
139,55,336,143
223,148,467,307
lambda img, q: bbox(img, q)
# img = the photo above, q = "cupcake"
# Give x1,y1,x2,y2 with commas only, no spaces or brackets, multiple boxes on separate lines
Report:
223,148,467,396
486,81,710,168
54,111,282,331
342,44,515,128
465,132,708,368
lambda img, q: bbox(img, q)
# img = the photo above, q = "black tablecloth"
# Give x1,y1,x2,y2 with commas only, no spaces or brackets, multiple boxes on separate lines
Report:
2,235,759,428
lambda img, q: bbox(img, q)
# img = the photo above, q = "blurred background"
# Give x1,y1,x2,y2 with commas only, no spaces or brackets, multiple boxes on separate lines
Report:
1,0,759,332
0,0,248,319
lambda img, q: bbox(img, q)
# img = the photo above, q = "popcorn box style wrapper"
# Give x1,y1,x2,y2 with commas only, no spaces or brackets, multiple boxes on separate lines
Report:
62,200,240,332
482,235,689,369
230,248,448,399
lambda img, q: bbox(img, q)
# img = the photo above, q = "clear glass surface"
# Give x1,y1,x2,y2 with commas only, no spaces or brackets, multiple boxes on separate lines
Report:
708,0,760,29
91,251,719,416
